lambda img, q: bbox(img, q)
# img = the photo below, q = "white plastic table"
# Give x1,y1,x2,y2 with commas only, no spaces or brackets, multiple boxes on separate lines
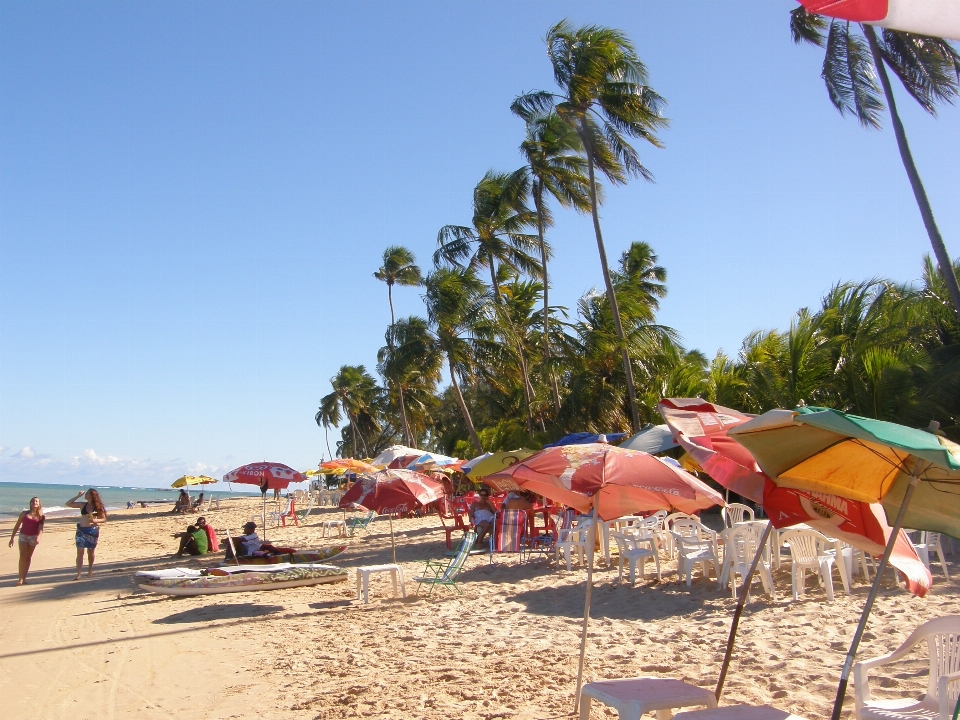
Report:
673,705,808,719
579,677,718,720
355,564,406,604
319,519,347,538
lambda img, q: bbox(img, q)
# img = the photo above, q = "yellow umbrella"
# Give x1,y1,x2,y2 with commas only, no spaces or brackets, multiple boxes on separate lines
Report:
321,458,378,474
466,449,537,479
171,475,217,488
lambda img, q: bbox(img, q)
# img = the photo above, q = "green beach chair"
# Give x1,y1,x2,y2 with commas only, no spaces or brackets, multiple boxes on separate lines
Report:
414,531,476,596
346,510,376,536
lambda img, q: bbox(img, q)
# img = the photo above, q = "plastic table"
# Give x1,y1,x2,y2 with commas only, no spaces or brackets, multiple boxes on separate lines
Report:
579,677,718,720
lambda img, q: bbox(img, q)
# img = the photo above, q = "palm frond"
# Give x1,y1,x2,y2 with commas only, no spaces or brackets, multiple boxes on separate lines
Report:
790,6,827,47
879,30,960,115
822,21,883,128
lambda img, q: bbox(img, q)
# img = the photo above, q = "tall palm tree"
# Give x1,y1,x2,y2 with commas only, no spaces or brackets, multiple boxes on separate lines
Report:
510,107,591,415
315,365,380,458
422,267,489,454
377,316,443,443
374,246,422,445
790,6,960,317
513,20,669,432
434,170,541,300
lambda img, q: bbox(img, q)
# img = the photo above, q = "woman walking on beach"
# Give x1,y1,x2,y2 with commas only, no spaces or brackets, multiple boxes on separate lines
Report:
66,489,107,580
8,496,45,585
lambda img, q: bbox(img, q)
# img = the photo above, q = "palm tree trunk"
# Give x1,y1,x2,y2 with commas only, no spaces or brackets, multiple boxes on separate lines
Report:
490,258,535,434
535,185,563,416
864,25,960,318
387,285,414,446
583,142,641,432
449,358,483,454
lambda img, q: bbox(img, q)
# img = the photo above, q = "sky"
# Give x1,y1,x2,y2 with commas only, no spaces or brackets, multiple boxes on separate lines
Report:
1,1,958,488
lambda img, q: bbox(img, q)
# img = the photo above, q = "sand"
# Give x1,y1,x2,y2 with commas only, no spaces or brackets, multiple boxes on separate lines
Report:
1,497,957,719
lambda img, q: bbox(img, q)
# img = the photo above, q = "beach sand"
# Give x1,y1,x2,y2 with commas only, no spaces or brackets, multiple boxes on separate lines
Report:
1,497,957,719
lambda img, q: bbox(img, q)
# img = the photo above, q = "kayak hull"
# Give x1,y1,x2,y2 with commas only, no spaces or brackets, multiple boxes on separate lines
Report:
135,563,349,596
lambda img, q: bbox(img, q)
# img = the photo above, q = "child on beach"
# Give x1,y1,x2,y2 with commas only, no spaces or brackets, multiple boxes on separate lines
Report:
66,489,107,580
8,496,45,585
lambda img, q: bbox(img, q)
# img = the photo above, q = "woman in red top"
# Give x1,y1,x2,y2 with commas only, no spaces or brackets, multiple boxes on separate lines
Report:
8,497,45,585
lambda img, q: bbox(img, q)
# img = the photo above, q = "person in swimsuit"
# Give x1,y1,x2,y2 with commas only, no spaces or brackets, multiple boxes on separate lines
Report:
66,489,107,580
469,489,497,544
8,496,45,585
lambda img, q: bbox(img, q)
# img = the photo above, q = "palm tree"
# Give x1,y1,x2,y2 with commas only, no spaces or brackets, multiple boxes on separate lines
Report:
510,108,591,415
790,6,960,317
377,316,443,443
315,365,380,458
514,20,669,432
422,267,489,454
434,170,541,300
374,246,422,445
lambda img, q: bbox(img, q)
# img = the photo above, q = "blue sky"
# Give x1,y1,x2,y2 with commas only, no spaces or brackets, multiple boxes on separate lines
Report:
1,1,958,487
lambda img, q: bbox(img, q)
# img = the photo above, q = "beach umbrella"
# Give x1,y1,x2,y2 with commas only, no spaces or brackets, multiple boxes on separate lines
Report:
338,469,445,563
321,458,378,475
729,407,960,720
464,449,537,480
618,424,678,455
223,462,307,533
405,451,459,471
484,443,724,712
370,445,422,467
542,431,627,448
657,398,930,707
171,475,217,488
798,0,960,41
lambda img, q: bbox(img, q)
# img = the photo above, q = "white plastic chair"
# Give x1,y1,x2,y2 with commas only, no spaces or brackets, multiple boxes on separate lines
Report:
266,497,295,527
854,615,960,720
722,503,755,528
780,529,846,602
663,513,697,558
911,531,951,580
671,531,720,587
556,519,592,570
612,531,661,584
720,523,775,600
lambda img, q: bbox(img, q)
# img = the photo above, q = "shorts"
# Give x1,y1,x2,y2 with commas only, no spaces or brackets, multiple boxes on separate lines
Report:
18,534,39,547
75,524,100,549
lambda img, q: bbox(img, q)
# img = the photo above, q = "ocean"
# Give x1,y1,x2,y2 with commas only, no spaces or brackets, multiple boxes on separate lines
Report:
0,481,257,517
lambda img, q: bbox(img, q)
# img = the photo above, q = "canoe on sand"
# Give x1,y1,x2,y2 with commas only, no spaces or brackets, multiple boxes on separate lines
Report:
134,563,348,596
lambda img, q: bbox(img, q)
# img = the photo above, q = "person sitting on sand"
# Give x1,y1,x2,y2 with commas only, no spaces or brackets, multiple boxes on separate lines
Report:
173,489,191,514
191,492,205,511
173,523,209,557
469,489,496,544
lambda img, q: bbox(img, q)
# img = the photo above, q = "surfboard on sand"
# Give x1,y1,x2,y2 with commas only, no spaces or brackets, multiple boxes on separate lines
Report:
134,563,349,596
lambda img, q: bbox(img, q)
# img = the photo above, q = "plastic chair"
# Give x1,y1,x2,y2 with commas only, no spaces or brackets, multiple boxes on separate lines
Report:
346,510,376,536
671,531,720,586
492,509,528,555
854,615,960,720
663,513,697,558
267,498,297,527
722,503,755,528
780,529,846,602
437,496,470,550
522,507,573,563
721,523,775,600
293,495,314,526
556,519,592,570
612,530,661,584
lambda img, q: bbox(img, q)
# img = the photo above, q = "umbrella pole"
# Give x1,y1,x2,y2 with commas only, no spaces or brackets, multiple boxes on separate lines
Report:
715,521,773,700
262,493,267,542
829,468,923,720
574,500,600,715
389,513,397,565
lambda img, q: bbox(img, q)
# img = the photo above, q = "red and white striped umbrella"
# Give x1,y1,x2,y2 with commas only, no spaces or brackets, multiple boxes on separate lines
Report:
800,0,960,41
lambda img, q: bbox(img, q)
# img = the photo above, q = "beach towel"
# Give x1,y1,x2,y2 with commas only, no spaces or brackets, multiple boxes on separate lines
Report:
493,509,527,553
203,524,219,552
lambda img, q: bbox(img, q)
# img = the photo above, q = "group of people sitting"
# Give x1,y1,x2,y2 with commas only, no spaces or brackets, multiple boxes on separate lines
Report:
173,489,205,514
173,516,219,556
468,489,535,544
172,518,298,560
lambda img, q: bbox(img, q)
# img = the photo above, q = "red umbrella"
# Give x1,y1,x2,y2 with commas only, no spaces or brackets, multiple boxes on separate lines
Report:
799,0,960,41
485,443,724,713
223,462,306,490
223,462,307,535
339,469,444,563
484,443,724,521
338,469,444,515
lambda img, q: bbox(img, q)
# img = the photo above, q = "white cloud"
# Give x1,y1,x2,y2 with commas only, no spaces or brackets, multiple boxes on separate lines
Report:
14,446,35,459
0,445,6,456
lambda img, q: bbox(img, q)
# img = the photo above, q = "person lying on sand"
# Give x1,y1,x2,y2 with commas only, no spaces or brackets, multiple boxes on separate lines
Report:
469,489,496,544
